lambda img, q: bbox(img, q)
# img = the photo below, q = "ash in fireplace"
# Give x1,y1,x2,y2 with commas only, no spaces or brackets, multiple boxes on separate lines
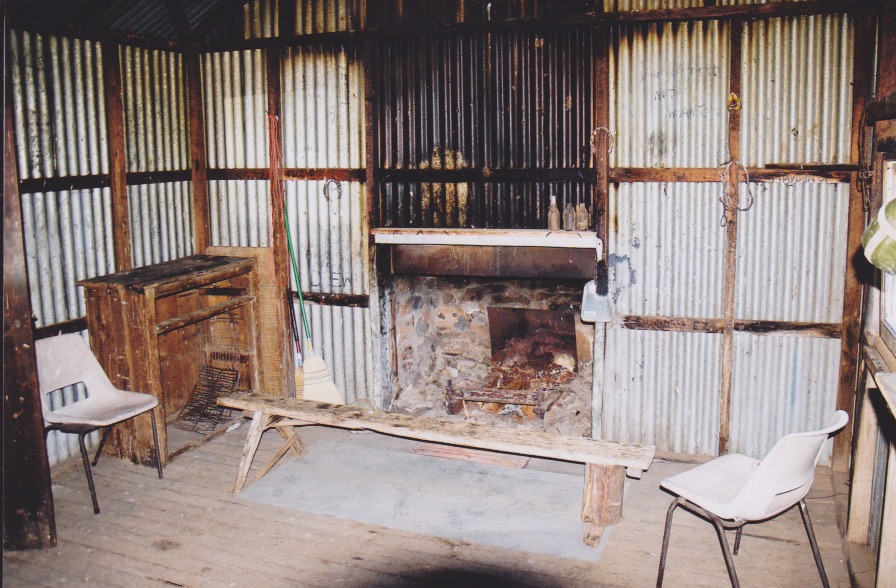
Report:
485,332,576,391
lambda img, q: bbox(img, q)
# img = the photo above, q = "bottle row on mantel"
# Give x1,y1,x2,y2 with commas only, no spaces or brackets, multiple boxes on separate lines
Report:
547,195,590,231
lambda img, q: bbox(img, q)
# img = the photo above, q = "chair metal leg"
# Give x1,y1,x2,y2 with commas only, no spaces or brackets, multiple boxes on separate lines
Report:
656,498,682,588
92,426,113,466
733,525,743,556
798,499,830,588
709,513,740,588
149,410,163,479
77,431,101,514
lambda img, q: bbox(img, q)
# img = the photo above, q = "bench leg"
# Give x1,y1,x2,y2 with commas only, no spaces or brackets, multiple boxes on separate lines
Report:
233,411,270,495
581,464,625,546
257,428,306,478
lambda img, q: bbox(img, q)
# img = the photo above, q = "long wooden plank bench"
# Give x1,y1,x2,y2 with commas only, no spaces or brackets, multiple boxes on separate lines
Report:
218,392,655,545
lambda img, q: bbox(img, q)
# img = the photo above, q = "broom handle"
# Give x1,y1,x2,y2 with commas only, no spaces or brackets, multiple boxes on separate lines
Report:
270,113,314,355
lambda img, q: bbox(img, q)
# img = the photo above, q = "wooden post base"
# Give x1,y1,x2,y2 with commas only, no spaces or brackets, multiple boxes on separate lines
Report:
581,463,625,545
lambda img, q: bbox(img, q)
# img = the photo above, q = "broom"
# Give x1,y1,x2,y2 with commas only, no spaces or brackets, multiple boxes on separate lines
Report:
269,114,344,404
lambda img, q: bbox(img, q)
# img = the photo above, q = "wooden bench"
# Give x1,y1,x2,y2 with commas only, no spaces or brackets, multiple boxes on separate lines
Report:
218,392,655,545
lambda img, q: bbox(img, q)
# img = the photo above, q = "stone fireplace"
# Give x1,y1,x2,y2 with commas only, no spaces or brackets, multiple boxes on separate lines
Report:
389,276,594,437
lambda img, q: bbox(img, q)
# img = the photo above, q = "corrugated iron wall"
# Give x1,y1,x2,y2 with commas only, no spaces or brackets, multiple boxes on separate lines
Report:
730,334,840,460
740,15,853,166
203,50,270,248
611,21,729,168
609,183,726,318
8,31,114,463
602,13,854,462
604,329,723,455
735,182,849,323
121,46,195,267
374,28,595,228
9,31,109,179
282,45,364,168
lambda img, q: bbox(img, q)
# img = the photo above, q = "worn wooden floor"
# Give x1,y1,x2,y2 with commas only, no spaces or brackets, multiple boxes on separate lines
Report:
4,425,851,587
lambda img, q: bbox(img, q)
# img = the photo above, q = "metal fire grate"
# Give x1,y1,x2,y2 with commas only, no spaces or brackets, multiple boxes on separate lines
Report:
173,312,241,434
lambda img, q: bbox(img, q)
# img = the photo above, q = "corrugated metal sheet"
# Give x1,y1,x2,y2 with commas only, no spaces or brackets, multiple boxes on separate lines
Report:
20,189,116,326
740,14,853,166
609,183,726,317
295,0,363,34
282,45,364,168
243,0,279,39
121,47,189,172
287,181,367,294
610,20,729,167
203,50,268,169
735,181,849,322
603,1,705,13
19,190,112,465
375,29,594,228
9,30,109,178
603,329,722,455
208,180,271,247
729,334,840,463
287,179,370,402
297,302,373,403
97,0,177,39
129,181,196,268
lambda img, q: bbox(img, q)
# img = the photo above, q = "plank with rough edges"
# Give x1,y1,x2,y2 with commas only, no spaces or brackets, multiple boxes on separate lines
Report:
217,392,655,475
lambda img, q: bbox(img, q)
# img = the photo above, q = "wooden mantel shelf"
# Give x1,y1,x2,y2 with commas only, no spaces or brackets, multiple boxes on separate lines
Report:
372,228,602,250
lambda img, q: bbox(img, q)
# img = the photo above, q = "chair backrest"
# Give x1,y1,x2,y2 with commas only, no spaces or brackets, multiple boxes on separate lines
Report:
734,410,849,521
35,333,119,420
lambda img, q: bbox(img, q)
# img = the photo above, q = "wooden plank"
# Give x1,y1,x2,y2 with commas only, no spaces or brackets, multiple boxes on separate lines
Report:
390,244,596,279
3,77,57,550
18,173,111,193
301,292,369,307
78,255,254,295
617,315,725,334
835,7,877,471
718,169,740,455
102,41,132,272
373,227,601,248
265,45,296,400
410,443,530,468
33,316,88,340
186,52,211,253
608,167,850,183
847,377,879,545
154,295,254,335
217,393,656,472
125,170,192,186
878,438,896,588
206,167,365,182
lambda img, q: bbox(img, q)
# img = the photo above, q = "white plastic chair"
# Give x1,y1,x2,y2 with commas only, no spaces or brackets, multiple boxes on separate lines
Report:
656,411,849,588
35,333,163,514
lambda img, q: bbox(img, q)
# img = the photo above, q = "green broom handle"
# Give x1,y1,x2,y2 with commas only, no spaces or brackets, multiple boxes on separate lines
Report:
283,204,314,354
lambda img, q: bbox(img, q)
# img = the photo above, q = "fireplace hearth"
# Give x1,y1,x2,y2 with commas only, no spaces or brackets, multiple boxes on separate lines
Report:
390,276,593,437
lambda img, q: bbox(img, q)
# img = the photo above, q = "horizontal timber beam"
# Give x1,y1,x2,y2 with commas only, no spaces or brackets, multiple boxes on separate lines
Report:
18,170,193,194
616,315,842,338
208,168,365,182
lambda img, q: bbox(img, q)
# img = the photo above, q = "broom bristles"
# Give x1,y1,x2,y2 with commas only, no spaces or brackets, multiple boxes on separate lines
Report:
301,354,344,405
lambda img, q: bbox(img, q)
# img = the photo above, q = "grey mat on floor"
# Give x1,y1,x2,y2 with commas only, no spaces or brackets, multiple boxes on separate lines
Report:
238,438,609,561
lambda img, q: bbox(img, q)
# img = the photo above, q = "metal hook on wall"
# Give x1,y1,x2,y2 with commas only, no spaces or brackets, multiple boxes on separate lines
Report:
323,179,342,201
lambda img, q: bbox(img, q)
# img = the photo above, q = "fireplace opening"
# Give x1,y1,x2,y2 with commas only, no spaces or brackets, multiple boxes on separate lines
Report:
446,307,578,420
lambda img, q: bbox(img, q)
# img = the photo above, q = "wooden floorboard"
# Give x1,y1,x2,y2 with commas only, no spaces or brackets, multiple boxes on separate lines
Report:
4,425,851,587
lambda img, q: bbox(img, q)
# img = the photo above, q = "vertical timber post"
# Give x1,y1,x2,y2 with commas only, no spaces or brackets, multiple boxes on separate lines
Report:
718,18,743,456
186,51,211,253
102,42,132,271
3,75,57,550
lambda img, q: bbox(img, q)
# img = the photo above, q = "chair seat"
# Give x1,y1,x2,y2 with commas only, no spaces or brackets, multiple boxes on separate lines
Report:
660,453,760,520
45,390,158,427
